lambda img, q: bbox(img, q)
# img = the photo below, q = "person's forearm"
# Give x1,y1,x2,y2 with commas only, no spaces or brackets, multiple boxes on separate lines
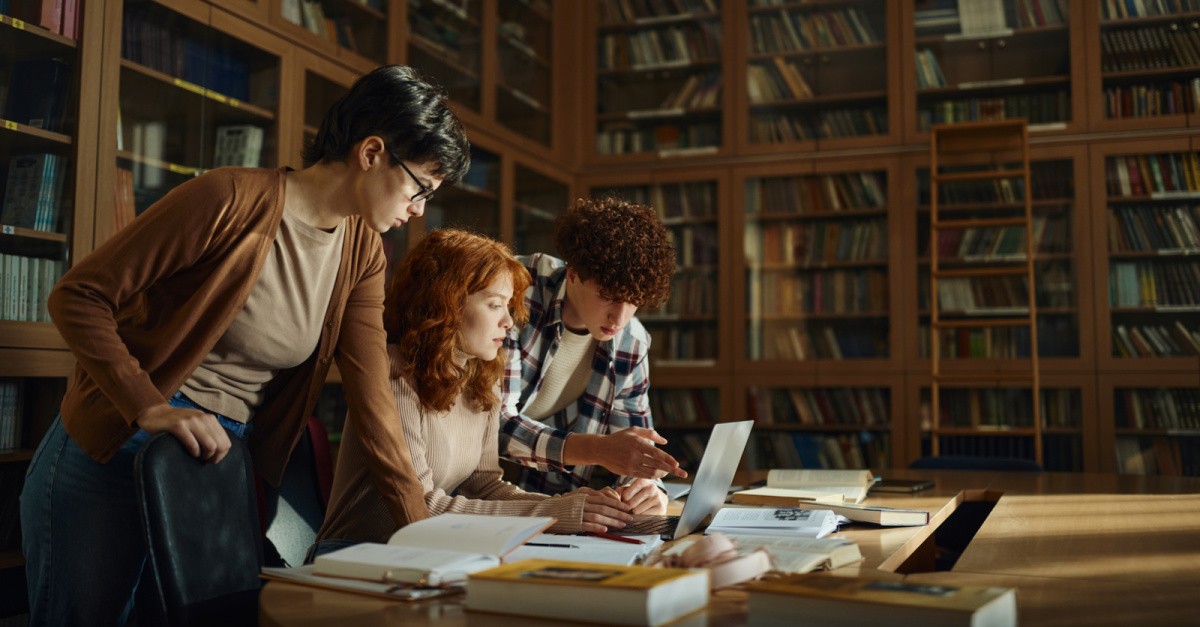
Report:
561,432,601,466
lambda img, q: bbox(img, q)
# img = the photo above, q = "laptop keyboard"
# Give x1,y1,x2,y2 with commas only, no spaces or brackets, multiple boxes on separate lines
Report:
622,515,680,535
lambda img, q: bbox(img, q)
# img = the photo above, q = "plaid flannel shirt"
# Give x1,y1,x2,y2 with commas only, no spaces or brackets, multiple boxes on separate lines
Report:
499,253,656,495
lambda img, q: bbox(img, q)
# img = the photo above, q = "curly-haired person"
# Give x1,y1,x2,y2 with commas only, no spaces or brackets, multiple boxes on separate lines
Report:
499,197,687,518
311,229,633,558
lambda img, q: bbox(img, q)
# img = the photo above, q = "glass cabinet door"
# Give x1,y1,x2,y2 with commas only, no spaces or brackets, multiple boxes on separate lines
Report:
1,3,88,328
116,0,282,218
912,0,1073,133
594,0,723,158
495,0,552,146
424,144,499,239
407,0,483,114
512,163,567,258
745,0,889,147
743,168,891,363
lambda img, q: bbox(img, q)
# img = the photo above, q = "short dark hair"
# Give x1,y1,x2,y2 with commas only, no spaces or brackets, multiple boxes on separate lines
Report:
554,197,675,308
301,65,470,184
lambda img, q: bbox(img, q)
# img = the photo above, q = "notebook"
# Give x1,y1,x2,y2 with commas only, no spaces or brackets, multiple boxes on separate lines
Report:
617,420,753,540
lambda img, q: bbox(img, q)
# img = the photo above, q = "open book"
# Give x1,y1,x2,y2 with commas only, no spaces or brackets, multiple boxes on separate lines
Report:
731,469,875,505
308,513,555,587
666,534,862,574
706,507,839,539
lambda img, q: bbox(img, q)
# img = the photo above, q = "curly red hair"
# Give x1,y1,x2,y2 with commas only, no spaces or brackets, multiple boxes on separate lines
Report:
383,229,531,413
554,196,675,307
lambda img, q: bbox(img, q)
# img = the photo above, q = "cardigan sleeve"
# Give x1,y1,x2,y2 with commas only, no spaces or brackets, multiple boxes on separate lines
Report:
47,170,239,424
334,244,431,528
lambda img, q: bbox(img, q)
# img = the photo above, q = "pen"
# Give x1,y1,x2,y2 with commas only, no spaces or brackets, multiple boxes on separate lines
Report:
585,531,644,545
524,542,579,548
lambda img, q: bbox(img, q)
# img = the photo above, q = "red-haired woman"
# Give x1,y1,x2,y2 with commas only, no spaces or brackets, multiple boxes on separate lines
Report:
312,229,632,557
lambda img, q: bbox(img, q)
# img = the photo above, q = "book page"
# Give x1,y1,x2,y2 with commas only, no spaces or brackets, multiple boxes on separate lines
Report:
767,470,873,503
387,513,555,556
313,544,498,585
707,507,837,534
506,534,664,566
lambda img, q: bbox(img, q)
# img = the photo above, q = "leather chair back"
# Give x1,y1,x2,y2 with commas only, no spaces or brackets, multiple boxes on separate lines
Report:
134,433,262,627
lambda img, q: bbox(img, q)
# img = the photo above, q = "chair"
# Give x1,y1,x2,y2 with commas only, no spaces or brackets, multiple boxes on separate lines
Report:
259,417,334,567
134,433,262,627
909,455,1043,472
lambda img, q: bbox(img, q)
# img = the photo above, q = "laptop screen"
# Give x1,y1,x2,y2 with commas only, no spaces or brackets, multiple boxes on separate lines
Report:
671,420,753,539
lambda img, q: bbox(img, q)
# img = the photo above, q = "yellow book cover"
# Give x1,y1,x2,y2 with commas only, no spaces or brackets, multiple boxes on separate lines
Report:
469,559,698,589
468,559,709,626
748,574,1016,627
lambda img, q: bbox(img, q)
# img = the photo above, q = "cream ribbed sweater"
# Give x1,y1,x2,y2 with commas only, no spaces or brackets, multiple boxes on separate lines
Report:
318,348,587,543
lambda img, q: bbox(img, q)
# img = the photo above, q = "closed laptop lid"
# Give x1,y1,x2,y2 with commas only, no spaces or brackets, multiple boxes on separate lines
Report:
672,420,754,540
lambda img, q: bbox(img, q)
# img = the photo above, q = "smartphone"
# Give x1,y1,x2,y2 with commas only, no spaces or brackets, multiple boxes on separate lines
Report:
870,479,935,493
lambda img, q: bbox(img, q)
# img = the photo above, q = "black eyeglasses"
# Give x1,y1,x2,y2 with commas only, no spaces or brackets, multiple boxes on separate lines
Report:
386,147,435,203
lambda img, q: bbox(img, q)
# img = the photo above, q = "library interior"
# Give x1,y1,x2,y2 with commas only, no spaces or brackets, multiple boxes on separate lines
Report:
2,0,1200,625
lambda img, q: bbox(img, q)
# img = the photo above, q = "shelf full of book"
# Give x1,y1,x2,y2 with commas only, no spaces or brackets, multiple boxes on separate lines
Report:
1091,137,1200,373
587,0,728,162
739,373,899,472
907,372,1094,471
104,0,288,241
1085,1,1200,132
739,0,899,152
271,0,393,69
1100,373,1200,476
584,169,730,373
906,144,1094,373
646,372,729,474
1,0,99,341
738,156,901,374
905,0,1084,140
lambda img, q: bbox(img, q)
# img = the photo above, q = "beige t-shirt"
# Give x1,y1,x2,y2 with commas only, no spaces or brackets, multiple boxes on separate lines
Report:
522,328,595,420
181,205,345,421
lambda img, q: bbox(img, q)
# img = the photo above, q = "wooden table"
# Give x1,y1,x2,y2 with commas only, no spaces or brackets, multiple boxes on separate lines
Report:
259,470,1200,626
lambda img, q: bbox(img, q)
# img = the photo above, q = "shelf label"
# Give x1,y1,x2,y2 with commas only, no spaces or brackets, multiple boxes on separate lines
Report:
658,146,719,159
173,78,205,96
631,59,691,71
2,120,16,131
2,225,14,235
628,108,685,120
1156,305,1200,312
1029,122,1067,132
167,163,197,175
5,17,26,29
228,98,241,108
1157,248,1200,256
957,78,1025,90
205,89,228,104
1150,191,1200,200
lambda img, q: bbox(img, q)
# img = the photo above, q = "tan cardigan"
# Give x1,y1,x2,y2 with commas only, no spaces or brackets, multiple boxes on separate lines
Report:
319,348,585,543
48,167,428,526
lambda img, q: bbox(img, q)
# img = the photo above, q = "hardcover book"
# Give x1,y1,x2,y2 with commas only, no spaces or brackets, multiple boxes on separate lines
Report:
747,574,1016,627
308,513,555,587
467,559,709,626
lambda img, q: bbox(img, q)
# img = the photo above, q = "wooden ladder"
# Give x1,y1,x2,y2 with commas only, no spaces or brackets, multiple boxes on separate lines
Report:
928,119,1042,466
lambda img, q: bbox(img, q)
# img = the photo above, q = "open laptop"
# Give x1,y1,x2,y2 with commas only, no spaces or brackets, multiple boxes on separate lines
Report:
617,420,753,540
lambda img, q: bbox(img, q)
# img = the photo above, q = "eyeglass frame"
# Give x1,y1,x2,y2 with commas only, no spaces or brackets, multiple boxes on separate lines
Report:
385,147,435,203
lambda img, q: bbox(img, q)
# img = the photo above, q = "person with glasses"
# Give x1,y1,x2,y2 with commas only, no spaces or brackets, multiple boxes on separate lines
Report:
20,64,469,627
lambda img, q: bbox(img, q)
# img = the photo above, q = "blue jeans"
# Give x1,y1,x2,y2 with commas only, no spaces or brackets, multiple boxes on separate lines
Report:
304,539,359,564
20,392,250,627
